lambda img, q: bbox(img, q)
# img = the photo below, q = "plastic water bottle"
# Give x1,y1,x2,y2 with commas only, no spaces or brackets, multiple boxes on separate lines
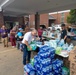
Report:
67,43,74,52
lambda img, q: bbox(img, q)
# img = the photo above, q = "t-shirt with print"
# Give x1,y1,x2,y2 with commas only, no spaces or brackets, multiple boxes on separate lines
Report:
0,29,8,38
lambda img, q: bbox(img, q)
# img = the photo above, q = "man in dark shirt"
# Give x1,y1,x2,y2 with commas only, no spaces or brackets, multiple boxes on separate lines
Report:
61,24,67,42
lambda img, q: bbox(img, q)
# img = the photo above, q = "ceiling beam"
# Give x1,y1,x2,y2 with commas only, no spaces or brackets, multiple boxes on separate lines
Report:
3,7,35,14
0,7,2,11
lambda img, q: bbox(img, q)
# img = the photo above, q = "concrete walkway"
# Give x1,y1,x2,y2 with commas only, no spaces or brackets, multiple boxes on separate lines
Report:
0,43,24,75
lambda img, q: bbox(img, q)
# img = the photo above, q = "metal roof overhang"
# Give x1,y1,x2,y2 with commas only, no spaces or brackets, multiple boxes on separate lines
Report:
0,0,76,16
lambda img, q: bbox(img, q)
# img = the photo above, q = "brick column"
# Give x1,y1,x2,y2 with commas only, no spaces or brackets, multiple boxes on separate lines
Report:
0,11,4,28
0,11,4,42
35,12,40,30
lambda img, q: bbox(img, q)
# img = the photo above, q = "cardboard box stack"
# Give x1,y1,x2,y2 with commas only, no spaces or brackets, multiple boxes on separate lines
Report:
69,46,76,75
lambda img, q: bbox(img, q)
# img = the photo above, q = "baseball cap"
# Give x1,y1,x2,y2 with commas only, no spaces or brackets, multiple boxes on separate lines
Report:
19,28,23,31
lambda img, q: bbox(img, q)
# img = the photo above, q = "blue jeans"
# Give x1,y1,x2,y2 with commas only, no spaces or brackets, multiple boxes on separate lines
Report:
16,41,21,49
22,44,31,65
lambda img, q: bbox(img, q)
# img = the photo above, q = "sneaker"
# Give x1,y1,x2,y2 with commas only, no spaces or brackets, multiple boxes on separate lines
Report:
12,46,15,48
4,45,6,47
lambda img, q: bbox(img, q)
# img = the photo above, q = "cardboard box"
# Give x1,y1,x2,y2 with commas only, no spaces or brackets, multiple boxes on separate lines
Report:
69,46,76,61
69,53,76,62
70,69,76,75
70,61,76,75
70,62,76,70
69,46,76,75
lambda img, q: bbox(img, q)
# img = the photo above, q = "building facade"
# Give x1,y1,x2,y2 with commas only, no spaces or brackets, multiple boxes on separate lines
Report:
0,10,70,29
29,10,70,28
0,11,25,29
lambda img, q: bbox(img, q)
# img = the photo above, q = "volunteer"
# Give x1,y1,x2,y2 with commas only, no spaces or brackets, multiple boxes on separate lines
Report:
10,29,16,47
22,29,37,65
38,26,43,39
0,25,8,47
16,28,24,50
61,24,67,42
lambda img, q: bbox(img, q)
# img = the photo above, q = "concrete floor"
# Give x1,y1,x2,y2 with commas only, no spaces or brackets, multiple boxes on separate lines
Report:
0,43,24,75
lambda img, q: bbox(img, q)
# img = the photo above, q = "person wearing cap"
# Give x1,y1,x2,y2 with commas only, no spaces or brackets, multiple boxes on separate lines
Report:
50,27,57,38
22,29,37,65
61,24,67,42
16,28,24,50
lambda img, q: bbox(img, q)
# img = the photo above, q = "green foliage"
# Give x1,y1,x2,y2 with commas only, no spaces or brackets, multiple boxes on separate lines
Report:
67,9,76,25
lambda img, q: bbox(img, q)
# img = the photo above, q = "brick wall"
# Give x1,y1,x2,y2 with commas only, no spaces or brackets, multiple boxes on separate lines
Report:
29,15,35,28
51,12,69,24
29,13,49,28
64,12,69,24
0,12,4,28
40,14,49,28
29,12,70,28
51,13,61,24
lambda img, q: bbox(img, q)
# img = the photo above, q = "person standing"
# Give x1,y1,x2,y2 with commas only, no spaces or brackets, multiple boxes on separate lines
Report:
61,24,67,42
22,29,37,65
25,26,30,33
16,28,24,50
0,25,8,47
38,27,43,39
10,29,16,47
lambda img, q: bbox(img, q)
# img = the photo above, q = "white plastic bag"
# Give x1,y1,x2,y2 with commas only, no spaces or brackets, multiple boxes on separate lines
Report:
67,43,74,52
62,43,69,50
49,40,57,48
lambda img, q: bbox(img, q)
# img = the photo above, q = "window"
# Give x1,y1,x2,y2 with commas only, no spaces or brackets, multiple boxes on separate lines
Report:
61,12,65,23
61,12,64,17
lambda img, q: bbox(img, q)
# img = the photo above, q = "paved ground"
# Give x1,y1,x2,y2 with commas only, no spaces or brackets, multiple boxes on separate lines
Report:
0,43,24,75
0,40,75,75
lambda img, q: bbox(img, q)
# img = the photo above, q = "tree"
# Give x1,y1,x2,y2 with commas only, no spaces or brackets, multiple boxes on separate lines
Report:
67,9,76,25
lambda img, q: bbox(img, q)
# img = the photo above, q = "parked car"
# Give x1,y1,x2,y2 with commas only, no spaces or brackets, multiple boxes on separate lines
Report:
54,24,62,31
47,27,52,31
67,27,76,40
70,28,76,40
40,25,46,29
48,24,62,31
